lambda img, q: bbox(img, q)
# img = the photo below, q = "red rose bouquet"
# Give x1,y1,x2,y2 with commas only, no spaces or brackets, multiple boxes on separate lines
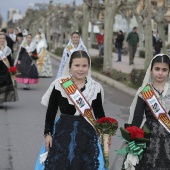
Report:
126,126,144,140
8,66,18,75
95,117,118,168
116,124,150,170
8,66,19,84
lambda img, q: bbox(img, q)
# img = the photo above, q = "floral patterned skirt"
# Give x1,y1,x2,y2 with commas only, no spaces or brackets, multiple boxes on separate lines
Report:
135,119,170,170
44,114,105,170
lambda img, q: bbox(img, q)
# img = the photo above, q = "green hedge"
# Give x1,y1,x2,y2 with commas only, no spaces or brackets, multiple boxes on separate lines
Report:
91,43,98,49
130,69,146,88
91,57,103,71
139,50,145,58
54,47,65,57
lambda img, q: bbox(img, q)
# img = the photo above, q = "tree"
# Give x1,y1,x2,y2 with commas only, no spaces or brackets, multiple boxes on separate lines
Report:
0,15,2,28
142,0,153,69
82,0,92,49
153,1,168,53
102,0,138,72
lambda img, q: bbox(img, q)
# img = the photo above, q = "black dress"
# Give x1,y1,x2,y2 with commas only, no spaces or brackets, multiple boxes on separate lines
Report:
0,54,18,103
16,47,38,84
44,87,105,170
132,96,170,170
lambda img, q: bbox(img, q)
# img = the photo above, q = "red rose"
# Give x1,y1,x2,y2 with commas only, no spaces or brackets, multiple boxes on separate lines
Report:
96,117,118,136
33,53,38,57
97,117,106,123
8,66,17,73
126,126,144,140
97,117,118,124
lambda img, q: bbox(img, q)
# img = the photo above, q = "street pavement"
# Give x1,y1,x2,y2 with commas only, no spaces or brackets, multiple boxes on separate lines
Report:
0,53,135,170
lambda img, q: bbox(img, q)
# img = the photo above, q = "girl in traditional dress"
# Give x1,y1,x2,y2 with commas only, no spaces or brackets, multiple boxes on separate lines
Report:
127,54,170,170
35,50,107,170
16,34,38,90
0,32,18,108
56,31,88,78
36,32,53,77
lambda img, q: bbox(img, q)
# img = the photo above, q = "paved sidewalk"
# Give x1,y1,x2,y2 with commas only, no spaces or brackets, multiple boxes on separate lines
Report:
88,48,145,74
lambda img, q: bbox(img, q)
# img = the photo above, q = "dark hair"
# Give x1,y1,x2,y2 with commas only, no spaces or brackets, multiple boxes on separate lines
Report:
151,54,170,70
17,33,23,37
133,27,137,31
119,30,123,34
69,50,90,68
71,31,80,37
1,28,7,33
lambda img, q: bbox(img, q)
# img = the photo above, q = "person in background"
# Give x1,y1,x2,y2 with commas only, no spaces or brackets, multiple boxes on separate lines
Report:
56,31,88,79
126,27,139,65
13,33,23,65
97,31,104,57
152,31,156,48
154,37,163,55
115,30,124,62
0,32,18,108
13,27,21,42
16,34,38,90
36,31,53,77
7,27,16,42
1,28,15,56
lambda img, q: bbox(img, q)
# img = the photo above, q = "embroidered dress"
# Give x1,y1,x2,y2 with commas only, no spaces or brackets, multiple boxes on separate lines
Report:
35,76,107,170
36,38,53,77
45,114,102,170
0,46,18,104
131,89,170,170
126,54,170,170
16,41,38,84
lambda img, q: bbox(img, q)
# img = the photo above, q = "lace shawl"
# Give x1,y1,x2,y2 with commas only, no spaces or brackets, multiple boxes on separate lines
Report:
128,54,170,127
41,76,104,115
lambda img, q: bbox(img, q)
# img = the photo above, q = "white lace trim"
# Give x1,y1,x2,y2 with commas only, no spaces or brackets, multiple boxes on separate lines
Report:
41,77,104,115
128,54,170,126
2,46,11,56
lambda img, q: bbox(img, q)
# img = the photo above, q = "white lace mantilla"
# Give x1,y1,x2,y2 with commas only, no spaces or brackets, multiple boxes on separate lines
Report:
41,77,104,115
2,46,11,56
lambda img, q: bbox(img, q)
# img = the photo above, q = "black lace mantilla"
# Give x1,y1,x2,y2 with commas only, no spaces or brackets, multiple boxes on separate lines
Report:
135,120,170,170
45,114,100,170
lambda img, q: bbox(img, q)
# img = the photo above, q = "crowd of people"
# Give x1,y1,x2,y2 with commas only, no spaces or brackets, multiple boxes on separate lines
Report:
1,26,170,170
0,27,53,108
96,27,164,65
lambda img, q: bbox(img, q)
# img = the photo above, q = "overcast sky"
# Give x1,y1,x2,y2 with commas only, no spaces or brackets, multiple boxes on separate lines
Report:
0,0,83,21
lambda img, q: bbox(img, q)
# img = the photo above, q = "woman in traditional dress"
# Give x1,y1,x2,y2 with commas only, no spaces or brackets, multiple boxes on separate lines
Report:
126,54,170,170
36,32,53,77
12,33,23,65
0,32,18,108
56,31,88,78
16,34,38,90
35,50,107,170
